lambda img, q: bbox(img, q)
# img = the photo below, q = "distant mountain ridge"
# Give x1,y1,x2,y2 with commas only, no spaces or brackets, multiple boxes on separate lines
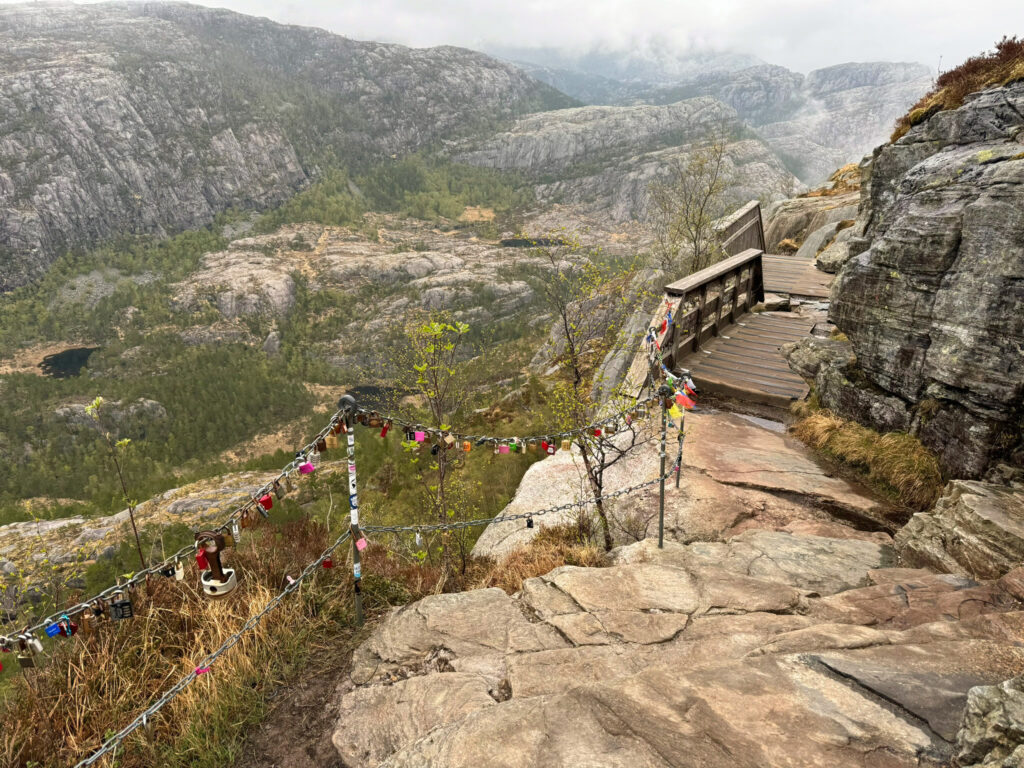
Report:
501,47,933,183
0,1,574,290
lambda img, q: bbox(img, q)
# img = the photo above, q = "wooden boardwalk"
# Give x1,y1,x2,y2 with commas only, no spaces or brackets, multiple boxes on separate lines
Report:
621,201,829,408
684,312,812,407
763,253,833,298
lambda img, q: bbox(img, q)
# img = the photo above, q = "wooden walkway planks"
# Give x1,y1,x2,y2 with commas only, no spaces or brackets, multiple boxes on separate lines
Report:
681,313,812,407
763,253,833,298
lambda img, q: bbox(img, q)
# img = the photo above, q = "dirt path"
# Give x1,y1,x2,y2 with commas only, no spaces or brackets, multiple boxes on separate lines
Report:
235,625,374,768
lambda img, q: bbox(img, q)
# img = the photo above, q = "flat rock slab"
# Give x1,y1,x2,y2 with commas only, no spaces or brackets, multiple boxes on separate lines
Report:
814,641,1024,741
682,410,883,520
336,549,1024,768
681,529,895,595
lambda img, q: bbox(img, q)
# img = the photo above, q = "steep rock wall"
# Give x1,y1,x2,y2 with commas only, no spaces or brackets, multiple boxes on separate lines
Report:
829,82,1024,478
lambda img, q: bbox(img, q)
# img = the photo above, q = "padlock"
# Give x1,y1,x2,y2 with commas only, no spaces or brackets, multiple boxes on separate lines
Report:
546,442,556,455
368,415,382,428
414,431,426,443
58,616,78,637
462,440,471,452
541,440,549,452
299,460,315,475
110,592,134,620
526,517,534,529
509,440,520,453
380,421,391,438
606,422,617,435
593,428,602,437
26,635,43,654
17,639,35,668
322,556,334,569
273,480,285,500
45,622,61,638
196,548,210,570
258,494,273,512
316,438,327,453
222,532,235,549
431,443,439,455
174,560,185,581
231,518,241,542
310,450,322,468
158,563,176,579
528,440,537,452
325,433,339,450
332,421,344,435
239,509,253,529
561,439,571,451
285,474,296,493
443,433,456,449
196,531,238,598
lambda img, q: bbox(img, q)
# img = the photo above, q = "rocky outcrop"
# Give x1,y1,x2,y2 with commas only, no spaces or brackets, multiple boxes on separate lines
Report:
957,675,1024,768
332,540,1024,767
895,480,1024,580
457,98,800,222
828,81,1024,478
0,1,571,290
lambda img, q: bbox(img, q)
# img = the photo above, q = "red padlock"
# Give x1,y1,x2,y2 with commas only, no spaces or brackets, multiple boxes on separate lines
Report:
322,556,334,569
258,494,273,511
196,548,209,570
380,421,391,438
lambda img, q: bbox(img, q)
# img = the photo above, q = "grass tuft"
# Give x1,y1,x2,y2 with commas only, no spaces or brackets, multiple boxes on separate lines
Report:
892,36,1024,141
792,410,943,511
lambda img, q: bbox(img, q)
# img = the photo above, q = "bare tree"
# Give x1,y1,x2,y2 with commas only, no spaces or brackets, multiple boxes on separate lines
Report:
526,236,653,551
647,130,734,277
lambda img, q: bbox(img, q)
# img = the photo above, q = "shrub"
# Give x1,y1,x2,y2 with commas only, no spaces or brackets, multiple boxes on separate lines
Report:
892,37,1024,141
792,410,943,511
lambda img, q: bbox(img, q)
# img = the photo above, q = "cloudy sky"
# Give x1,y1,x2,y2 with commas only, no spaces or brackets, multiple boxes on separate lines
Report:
146,0,1019,74
3,0,1019,73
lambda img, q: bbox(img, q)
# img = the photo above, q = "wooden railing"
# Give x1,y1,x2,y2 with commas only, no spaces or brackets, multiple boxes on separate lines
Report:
713,200,766,256
619,200,768,398
662,248,765,369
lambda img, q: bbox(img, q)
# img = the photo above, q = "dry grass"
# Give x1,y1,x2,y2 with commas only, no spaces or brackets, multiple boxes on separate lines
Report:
892,37,1024,141
0,518,423,768
799,164,861,198
776,238,801,254
467,524,607,594
792,410,943,511
1,516,608,766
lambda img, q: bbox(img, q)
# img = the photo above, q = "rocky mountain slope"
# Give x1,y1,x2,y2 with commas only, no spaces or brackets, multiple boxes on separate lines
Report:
515,54,932,185
329,409,1024,767
457,98,801,222
821,81,1024,479
0,1,572,290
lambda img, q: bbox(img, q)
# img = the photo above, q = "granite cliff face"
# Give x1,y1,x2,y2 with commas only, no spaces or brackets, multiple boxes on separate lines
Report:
457,98,800,222
0,1,572,290
827,81,1024,478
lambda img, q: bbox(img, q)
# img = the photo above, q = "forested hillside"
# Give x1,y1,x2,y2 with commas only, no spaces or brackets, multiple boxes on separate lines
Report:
0,1,572,289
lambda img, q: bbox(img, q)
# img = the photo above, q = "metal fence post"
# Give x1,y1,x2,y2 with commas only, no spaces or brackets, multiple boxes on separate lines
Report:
658,393,668,549
338,394,363,626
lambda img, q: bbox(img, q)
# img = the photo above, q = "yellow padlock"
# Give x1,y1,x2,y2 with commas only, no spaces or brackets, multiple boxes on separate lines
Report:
561,439,571,451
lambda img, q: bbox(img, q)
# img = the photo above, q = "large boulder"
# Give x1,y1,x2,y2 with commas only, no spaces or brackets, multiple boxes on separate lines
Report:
829,82,1024,478
895,480,1024,580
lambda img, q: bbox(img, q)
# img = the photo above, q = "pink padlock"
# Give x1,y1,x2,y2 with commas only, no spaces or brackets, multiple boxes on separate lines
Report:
414,431,426,442
299,461,315,475
499,444,510,454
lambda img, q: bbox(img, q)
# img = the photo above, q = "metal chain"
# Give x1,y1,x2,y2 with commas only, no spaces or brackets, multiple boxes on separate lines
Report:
350,393,660,445
67,404,686,766
71,529,352,768
3,407,351,648
364,438,684,536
